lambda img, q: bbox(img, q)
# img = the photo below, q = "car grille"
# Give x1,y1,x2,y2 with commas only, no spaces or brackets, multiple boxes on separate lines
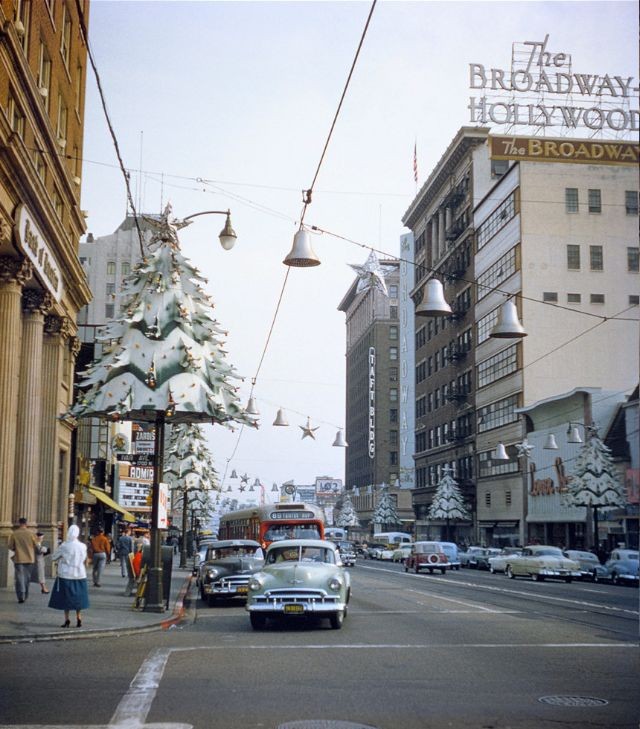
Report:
253,588,338,605
211,575,250,589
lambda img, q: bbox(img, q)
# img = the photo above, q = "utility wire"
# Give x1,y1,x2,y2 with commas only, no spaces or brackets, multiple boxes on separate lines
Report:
74,0,146,257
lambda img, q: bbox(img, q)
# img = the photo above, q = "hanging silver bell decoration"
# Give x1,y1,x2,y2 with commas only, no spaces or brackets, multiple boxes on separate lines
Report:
415,278,452,317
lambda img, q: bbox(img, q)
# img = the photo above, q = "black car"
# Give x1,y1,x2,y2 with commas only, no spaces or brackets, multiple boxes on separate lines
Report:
196,539,264,606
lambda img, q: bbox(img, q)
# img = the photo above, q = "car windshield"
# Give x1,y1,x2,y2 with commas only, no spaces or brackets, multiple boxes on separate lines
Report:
264,524,322,541
267,546,335,564
531,547,563,556
208,546,262,559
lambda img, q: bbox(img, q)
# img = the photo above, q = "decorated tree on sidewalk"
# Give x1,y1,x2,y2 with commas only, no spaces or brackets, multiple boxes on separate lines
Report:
372,484,402,532
70,203,256,611
563,426,625,552
335,493,360,533
428,465,470,542
164,423,218,567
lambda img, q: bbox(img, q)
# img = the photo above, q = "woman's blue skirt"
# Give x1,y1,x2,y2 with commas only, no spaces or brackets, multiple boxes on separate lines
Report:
48,577,90,611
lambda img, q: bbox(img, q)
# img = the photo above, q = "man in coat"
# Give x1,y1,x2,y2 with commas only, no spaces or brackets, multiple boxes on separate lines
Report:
8,518,38,603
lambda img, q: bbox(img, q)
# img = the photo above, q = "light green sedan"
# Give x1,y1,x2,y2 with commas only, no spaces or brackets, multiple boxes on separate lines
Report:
505,545,581,583
246,539,351,630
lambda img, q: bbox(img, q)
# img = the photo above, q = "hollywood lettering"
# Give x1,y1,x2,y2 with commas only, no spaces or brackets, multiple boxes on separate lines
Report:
469,36,639,132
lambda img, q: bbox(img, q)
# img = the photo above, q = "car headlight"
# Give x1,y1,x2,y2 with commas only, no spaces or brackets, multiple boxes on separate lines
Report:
328,576,343,591
248,576,264,591
206,569,218,579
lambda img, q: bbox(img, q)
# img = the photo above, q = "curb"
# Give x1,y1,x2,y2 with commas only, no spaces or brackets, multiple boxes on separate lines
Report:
0,575,194,645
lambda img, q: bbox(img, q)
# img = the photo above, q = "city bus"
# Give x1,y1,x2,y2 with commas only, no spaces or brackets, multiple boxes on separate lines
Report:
373,531,412,548
218,503,325,548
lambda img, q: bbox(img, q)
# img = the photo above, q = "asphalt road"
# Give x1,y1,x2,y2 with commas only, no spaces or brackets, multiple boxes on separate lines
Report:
0,561,638,729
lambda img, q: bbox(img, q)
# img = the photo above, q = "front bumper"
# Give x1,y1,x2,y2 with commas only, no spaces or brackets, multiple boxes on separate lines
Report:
203,576,250,597
536,569,582,578
247,589,346,615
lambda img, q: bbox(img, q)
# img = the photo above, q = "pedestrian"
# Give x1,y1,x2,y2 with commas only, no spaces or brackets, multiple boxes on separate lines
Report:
89,526,110,587
8,517,38,603
34,531,51,594
49,524,89,628
116,527,134,578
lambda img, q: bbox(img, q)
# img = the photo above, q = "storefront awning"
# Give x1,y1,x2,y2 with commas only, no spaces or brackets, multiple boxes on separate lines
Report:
88,488,136,523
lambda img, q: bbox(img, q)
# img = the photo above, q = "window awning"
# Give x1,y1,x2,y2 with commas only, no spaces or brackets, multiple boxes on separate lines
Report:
88,488,136,523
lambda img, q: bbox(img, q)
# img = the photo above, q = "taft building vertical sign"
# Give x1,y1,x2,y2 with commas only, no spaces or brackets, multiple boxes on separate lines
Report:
368,347,375,459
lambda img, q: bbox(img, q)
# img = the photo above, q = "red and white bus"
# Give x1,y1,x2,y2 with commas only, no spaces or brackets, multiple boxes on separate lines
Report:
218,503,325,548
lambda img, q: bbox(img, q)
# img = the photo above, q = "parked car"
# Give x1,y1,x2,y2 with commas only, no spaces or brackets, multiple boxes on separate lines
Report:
488,548,524,574
436,542,460,570
505,545,581,582
334,541,356,567
459,546,489,568
474,548,503,571
603,549,639,586
562,550,607,582
378,547,396,561
196,540,264,606
365,543,387,559
193,539,218,571
246,539,351,630
404,541,448,575
392,544,412,563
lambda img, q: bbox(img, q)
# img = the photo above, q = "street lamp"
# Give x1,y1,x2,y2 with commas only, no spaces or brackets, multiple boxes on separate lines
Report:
182,209,237,250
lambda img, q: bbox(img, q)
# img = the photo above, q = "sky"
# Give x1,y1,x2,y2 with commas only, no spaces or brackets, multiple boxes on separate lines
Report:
80,0,639,494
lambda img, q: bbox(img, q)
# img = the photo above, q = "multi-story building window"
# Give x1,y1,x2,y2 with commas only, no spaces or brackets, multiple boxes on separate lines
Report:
627,247,639,272
505,490,512,507
32,149,47,183
122,262,131,276
106,261,117,277
389,325,398,340
37,42,52,110
565,187,579,213
75,63,83,115
415,361,426,385
477,307,499,345
567,244,581,270
477,191,517,250
588,189,602,213
389,366,398,382
543,292,558,302
477,394,520,432
53,187,64,220
105,304,115,319
416,326,426,350
390,305,398,319
477,247,518,299
478,449,520,477
590,245,603,271
567,293,581,304
477,345,518,388
60,4,72,69
630,295,640,305
416,396,426,419
390,408,398,423
8,94,25,139
106,283,115,296
590,293,605,304
389,388,398,402
56,93,68,145
390,451,398,466
625,190,639,215
389,346,398,361
416,431,426,453
388,284,398,298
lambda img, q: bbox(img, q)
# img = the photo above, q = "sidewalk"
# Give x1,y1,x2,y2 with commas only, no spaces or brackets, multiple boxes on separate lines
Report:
0,560,195,644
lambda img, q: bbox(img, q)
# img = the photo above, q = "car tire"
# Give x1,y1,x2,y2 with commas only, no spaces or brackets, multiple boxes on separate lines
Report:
329,610,344,630
506,565,515,579
564,577,572,583
591,570,598,583
533,573,544,582
440,568,446,575
250,613,266,630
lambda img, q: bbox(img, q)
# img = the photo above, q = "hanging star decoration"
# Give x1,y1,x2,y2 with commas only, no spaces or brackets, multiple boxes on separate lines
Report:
240,473,250,485
300,417,320,440
349,250,389,297
515,439,535,459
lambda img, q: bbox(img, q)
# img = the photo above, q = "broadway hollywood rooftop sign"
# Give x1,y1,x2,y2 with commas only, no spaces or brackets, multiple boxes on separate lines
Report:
469,35,639,133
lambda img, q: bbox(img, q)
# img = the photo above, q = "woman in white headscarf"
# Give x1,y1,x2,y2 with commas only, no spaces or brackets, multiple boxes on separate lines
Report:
48,525,90,628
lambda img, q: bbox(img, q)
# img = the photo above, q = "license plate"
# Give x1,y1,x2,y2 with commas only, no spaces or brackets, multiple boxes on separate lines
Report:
236,586,248,594
284,604,304,614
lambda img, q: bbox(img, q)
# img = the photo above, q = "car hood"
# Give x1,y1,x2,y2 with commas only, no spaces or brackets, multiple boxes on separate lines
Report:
260,562,340,588
202,556,264,575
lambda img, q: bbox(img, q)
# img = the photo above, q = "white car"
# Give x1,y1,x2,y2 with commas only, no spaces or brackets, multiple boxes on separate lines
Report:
488,548,524,574
378,548,395,561
505,545,581,582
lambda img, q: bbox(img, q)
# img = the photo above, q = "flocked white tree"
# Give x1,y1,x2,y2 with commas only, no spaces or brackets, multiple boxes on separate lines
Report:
335,493,360,530
563,426,625,549
428,465,470,542
372,485,402,531
71,203,256,610
164,423,218,567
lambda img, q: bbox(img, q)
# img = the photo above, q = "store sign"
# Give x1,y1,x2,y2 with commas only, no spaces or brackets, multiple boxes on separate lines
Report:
528,458,572,496
368,347,375,459
491,136,639,166
316,478,342,494
469,36,639,133
16,206,62,301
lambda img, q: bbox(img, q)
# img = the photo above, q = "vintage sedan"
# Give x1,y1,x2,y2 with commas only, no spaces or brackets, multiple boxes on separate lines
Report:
473,548,503,571
603,549,639,586
563,550,607,582
334,540,356,567
197,539,264,606
488,547,524,574
505,545,581,582
246,539,351,630
392,544,412,563
459,546,488,568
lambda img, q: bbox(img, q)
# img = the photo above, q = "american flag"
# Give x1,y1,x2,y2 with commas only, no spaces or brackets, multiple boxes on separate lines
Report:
413,141,418,184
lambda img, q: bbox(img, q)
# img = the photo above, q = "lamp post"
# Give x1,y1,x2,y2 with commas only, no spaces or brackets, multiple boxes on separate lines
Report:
182,209,237,250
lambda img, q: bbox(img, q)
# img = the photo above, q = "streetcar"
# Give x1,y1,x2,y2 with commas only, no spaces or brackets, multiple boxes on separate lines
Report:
218,503,325,548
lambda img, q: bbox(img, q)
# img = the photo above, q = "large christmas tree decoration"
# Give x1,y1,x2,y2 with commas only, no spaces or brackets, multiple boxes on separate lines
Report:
563,426,626,550
71,203,256,612
164,423,218,568
335,493,360,530
372,484,402,531
428,465,470,542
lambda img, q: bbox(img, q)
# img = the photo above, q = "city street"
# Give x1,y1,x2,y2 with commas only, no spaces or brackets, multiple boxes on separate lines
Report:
0,562,637,729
